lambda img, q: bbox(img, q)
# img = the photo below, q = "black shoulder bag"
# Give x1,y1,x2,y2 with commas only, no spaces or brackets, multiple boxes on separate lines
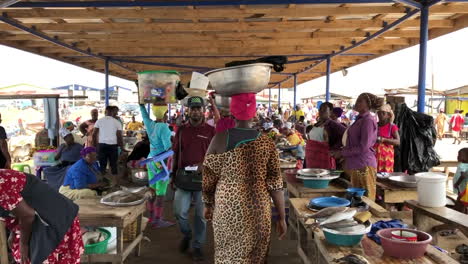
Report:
174,128,203,191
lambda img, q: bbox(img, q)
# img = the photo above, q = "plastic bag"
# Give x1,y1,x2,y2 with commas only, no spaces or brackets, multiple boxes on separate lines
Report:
394,103,440,174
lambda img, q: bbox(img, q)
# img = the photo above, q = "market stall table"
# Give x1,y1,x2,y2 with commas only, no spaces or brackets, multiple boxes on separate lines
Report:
289,198,455,264
287,180,347,198
376,179,418,205
289,197,389,264
76,199,146,264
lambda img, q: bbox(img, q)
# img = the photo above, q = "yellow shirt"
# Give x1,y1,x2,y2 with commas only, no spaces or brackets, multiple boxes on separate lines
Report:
292,110,305,120
287,133,305,146
127,121,144,131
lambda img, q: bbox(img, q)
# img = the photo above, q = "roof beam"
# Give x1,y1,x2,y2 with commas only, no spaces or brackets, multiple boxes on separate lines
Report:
7,0,403,8
0,0,20,8
392,0,422,9
0,13,136,74
0,19,453,32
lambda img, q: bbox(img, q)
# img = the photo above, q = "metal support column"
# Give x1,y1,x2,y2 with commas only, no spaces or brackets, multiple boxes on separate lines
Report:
417,2,429,113
147,104,151,116
326,57,331,102
168,104,171,122
278,83,281,110
104,58,110,107
268,87,271,114
293,74,297,109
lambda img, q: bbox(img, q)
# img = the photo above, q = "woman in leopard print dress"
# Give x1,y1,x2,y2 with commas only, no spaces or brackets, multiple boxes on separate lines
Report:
203,93,287,264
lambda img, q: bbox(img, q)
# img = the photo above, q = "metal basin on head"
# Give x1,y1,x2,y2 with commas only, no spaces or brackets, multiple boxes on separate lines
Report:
205,63,272,96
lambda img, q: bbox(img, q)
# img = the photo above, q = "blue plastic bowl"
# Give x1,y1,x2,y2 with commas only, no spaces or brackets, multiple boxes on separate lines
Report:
310,197,351,208
323,230,365,246
346,187,366,197
303,179,331,189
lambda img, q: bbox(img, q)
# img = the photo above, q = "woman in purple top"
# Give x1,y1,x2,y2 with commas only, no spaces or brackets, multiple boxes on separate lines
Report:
333,93,383,201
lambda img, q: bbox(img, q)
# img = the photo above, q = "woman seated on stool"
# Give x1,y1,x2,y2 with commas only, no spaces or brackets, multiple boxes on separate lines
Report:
59,147,107,200
55,128,83,166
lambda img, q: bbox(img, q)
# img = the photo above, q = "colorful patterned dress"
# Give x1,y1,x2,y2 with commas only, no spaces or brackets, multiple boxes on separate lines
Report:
374,123,399,173
0,170,83,263
203,135,283,264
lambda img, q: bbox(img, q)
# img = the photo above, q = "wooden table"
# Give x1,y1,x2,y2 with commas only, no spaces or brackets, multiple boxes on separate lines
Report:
289,198,455,264
289,197,389,264
432,160,458,177
405,200,468,236
287,181,347,198
77,199,146,264
376,180,418,205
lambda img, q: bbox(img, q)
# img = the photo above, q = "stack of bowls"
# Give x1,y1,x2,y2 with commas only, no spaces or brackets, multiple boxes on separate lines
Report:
296,169,338,189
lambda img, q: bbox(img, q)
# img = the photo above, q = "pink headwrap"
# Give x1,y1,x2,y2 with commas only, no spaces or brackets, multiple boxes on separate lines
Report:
230,93,257,121
215,117,236,133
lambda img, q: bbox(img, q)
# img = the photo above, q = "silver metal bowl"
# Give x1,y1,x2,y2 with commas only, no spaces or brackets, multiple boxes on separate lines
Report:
297,168,330,177
132,170,149,185
205,63,272,96
214,95,231,109
388,175,417,188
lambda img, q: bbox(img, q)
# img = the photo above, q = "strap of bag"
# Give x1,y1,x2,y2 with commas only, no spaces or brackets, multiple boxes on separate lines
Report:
178,126,183,169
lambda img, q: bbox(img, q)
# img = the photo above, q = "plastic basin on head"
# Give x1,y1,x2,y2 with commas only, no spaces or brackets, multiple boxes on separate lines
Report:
323,230,365,246
377,228,432,259
303,179,331,189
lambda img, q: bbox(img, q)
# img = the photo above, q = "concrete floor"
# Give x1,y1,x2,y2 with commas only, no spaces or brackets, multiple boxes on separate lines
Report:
125,202,301,264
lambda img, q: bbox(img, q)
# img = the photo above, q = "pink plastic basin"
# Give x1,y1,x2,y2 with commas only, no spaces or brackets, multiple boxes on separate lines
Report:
377,228,432,259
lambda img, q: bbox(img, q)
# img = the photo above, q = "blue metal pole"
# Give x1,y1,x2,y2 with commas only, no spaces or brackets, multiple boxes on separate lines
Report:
293,74,297,110
326,57,331,102
168,104,171,123
104,58,110,107
417,3,429,113
147,104,151,117
278,83,281,110
268,87,271,114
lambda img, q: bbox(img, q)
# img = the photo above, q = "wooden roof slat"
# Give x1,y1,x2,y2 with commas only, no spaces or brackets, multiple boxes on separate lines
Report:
0,2,466,87
0,19,454,32
3,5,468,20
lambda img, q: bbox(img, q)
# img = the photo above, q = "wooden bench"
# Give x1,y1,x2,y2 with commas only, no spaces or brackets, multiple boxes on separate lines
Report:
405,200,468,236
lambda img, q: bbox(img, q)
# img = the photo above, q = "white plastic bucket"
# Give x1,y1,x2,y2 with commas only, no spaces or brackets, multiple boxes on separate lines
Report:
414,172,447,207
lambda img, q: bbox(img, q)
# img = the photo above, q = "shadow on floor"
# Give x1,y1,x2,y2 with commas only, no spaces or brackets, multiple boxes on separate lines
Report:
125,201,301,264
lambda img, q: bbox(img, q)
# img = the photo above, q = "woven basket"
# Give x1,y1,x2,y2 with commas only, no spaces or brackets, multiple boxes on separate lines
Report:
123,220,138,242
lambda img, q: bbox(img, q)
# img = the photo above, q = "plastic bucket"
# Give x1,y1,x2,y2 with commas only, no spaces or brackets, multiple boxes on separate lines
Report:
137,70,180,105
414,172,447,207
84,228,111,254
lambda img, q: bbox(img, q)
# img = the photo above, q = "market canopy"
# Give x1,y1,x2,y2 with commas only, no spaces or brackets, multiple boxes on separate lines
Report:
0,0,467,89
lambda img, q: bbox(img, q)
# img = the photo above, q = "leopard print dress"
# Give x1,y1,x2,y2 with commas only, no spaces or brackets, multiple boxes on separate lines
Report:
203,135,283,264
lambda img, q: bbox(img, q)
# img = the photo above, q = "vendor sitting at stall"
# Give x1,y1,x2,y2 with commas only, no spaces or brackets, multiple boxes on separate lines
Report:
281,127,305,160
127,134,150,169
55,128,83,166
59,147,107,201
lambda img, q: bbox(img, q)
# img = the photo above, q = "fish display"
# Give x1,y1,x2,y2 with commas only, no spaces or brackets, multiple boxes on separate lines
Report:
322,219,359,229
319,208,357,226
308,206,348,219
333,224,367,233
334,254,370,264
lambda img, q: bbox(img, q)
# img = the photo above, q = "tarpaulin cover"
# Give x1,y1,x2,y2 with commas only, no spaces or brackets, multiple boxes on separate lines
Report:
394,103,440,174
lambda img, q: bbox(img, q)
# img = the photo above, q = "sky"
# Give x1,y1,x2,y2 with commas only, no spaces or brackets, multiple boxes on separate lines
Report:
0,27,467,98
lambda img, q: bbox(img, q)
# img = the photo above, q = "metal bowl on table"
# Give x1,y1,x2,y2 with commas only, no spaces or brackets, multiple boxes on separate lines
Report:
205,63,272,96
377,172,408,180
388,175,417,188
297,168,330,177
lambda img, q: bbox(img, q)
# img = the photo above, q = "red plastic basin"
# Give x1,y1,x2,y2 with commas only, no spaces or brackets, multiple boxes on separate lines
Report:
377,228,432,259
285,169,301,183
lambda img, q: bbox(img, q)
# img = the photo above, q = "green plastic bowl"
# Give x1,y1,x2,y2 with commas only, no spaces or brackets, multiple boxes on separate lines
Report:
303,179,331,189
323,229,365,246
84,228,111,254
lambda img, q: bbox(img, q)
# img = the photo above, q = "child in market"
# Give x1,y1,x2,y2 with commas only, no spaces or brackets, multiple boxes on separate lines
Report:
454,148,468,213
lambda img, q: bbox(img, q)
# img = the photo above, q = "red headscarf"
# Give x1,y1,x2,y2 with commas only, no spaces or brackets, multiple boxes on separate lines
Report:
230,93,256,121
